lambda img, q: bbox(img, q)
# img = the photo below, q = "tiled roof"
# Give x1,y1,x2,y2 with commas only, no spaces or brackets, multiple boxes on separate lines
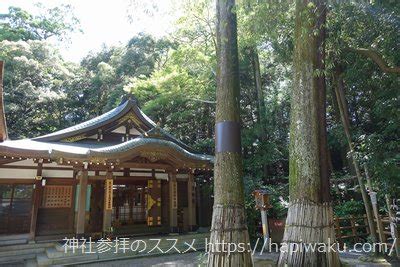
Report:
34,98,156,141
0,96,213,165
0,137,213,163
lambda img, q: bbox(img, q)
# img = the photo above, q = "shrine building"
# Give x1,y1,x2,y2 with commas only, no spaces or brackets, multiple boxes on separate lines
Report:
0,61,213,241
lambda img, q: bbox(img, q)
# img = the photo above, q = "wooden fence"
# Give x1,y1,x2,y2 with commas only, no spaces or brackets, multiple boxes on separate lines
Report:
334,215,396,246
335,215,369,245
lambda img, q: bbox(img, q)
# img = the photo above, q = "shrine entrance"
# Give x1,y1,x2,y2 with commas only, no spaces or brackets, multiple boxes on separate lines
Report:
109,178,166,236
112,182,147,226
36,179,75,236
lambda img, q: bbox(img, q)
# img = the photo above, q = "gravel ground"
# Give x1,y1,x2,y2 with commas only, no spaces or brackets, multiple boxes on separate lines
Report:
77,252,206,267
76,251,398,267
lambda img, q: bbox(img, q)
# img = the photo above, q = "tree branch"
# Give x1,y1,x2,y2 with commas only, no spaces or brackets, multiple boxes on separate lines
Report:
187,98,216,104
351,48,400,75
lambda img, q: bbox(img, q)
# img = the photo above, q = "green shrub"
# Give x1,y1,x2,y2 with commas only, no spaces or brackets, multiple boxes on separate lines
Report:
334,199,365,218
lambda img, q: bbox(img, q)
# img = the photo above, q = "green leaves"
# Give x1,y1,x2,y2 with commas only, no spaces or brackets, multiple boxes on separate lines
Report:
1,40,75,139
0,5,81,42
124,43,216,153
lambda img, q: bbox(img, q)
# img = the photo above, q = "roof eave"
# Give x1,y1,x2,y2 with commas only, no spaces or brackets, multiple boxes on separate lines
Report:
0,138,214,168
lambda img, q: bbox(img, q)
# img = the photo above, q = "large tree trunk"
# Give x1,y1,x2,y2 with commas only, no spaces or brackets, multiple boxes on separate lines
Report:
207,0,253,266
278,1,340,266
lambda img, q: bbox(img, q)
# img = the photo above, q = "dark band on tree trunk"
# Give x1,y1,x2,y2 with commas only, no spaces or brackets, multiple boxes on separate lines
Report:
215,121,241,153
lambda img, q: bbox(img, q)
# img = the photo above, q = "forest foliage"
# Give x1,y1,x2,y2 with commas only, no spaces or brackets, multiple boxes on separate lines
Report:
0,1,399,238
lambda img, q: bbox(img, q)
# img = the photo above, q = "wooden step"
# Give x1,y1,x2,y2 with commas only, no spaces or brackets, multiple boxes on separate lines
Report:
0,234,29,241
53,243,206,266
0,234,29,247
0,247,48,258
0,242,55,265
0,253,35,265
0,242,53,253
25,258,39,267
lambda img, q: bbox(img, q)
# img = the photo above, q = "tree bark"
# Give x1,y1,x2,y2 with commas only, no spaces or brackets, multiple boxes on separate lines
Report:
332,69,377,243
385,194,400,258
350,48,400,75
250,48,267,134
207,0,253,266
0,61,8,142
250,47,269,179
278,1,340,266
364,165,385,243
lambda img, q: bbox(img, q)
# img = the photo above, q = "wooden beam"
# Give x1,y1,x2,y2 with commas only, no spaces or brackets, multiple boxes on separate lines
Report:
188,172,196,231
119,162,172,170
29,161,43,240
123,168,130,177
0,165,73,170
43,178,77,185
113,177,160,184
76,169,88,236
0,179,35,184
168,172,178,232
88,175,107,181
103,171,113,234
88,175,152,181
0,159,21,166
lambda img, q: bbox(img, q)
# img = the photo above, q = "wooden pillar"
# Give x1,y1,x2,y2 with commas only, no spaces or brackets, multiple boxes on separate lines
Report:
125,124,131,141
385,194,400,258
168,172,178,232
76,168,88,236
334,218,343,248
188,172,196,231
29,160,43,240
196,181,202,227
364,165,386,243
350,216,358,243
103,171,113,234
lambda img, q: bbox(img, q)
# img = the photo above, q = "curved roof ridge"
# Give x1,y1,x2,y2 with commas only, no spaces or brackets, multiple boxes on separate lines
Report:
89,137,213,162
145,127,195,153
33,99,137,141
0,137,214,164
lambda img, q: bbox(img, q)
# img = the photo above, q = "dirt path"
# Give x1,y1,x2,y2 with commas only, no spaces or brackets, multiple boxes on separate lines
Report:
77,251,396,267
